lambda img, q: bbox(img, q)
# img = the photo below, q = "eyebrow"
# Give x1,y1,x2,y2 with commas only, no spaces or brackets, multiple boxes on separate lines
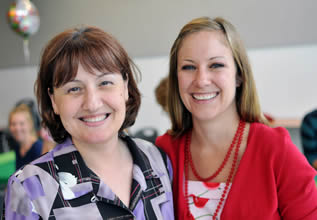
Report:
69,72,114,83
209,56,225,61
182,56,225,63
96,72,114,78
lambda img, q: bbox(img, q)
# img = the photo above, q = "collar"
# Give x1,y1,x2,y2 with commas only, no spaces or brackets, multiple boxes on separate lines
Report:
51,135,161,204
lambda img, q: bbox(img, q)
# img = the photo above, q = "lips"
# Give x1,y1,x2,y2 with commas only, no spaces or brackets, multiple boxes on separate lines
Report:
80,113,110,122
192,92,218,100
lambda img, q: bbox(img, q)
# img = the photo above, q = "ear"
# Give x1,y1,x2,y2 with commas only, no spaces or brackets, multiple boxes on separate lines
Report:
124,78,129,101
48,88,59,115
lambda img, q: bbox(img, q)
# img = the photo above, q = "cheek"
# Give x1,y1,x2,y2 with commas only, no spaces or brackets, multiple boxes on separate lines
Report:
177,74,188,92
103,93,126,111
9,126,15,133
218,74,235,89
24,124,31,131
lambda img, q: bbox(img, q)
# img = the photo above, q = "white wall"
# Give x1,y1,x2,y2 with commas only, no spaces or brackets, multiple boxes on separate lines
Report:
1,45,317,135
0,66,38,129
249,45,317,119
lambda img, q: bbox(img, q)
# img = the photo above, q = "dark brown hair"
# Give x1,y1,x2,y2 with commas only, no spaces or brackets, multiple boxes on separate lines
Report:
168,17,267,137
35,26,141,143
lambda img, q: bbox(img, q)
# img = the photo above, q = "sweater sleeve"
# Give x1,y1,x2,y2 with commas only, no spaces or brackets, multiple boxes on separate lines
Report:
156,133,180,184
277,128,317,219
3,173,40,219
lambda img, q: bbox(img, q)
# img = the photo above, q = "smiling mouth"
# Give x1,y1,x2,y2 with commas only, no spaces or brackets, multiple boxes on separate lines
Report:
192,92,219,100
80,113,110,122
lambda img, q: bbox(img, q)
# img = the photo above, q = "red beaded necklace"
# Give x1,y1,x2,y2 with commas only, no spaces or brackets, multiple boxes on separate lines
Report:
184,120,246,219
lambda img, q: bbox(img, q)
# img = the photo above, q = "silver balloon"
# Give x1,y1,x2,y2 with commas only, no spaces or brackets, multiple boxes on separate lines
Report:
8,0,40,38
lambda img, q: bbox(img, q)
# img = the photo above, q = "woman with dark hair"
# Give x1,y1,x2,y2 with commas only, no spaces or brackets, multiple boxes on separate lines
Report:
3,26,174,219
301,109,317,170
156,16,317,219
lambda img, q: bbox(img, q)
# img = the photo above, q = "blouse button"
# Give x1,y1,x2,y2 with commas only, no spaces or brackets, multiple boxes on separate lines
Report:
91,195,98,202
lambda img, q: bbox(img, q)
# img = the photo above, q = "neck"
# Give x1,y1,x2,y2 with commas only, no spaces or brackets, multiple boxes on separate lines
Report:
74,135,129,172
191,113,241,150
20,135,37,149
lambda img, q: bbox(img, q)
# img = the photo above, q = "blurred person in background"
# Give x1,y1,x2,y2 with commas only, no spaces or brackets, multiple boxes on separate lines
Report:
301,109,317,169
8,104,42,170
155,76,169,113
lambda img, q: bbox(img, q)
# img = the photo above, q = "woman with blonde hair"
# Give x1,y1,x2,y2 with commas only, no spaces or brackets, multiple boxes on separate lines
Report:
8,103,43,170
156,16,317,219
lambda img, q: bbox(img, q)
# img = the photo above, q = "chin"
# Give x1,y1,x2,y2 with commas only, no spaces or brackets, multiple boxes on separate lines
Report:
83,134,114,145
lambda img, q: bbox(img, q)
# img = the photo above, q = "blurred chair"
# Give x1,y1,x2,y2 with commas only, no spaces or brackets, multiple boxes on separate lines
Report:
133,127,159,144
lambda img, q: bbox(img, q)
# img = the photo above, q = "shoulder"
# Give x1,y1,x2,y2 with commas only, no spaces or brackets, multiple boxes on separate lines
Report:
156,132,173,146
156,132,184,154
248,123,296,160
248,123,309,167
303,109,317,120
4,154,61,218
250,122,291,143
7,140,76,193
301,109,317,131
132,137,169,165
32,139,43,150
34,138,43,145
130,136,174,185
133,138,162,155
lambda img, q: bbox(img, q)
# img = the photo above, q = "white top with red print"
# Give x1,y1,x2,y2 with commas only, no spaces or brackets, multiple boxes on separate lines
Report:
188,181,232,220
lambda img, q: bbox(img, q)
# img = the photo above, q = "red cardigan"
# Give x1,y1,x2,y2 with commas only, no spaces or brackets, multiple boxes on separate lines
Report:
156,123,317,219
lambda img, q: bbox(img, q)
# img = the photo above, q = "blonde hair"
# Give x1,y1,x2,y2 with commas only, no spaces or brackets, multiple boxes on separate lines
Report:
168,16,267,137
9,104,37,137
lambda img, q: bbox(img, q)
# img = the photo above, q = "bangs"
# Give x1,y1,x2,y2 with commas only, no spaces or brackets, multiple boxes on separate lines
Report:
52,31,124,88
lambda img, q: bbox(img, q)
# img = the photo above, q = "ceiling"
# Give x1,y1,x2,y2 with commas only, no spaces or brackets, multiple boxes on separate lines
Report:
0,0,316,68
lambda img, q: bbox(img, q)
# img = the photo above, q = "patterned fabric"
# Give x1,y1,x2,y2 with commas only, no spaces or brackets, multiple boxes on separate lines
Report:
2,134,174,220
188,181,231,220
300,109,317,166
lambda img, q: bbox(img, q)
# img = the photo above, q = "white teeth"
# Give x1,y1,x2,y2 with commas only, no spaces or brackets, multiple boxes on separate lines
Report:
193,93,217,100
82,115,107,122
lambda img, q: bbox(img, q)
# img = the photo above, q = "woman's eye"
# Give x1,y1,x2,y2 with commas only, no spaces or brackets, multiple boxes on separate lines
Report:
210,63,224,69
181,65,196,71
67,87,81,93
100,81,113,86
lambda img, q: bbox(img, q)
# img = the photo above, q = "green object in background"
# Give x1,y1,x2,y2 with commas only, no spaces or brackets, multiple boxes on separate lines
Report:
0,151,15,186
315,175,317,187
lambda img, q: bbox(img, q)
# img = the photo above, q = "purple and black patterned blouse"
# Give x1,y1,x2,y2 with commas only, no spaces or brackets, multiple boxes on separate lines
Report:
2,135,174,219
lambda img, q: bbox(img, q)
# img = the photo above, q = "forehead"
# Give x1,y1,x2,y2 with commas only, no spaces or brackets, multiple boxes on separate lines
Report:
73,63,123,79
10,112,30,122
178,30,230,58
52,49,123,87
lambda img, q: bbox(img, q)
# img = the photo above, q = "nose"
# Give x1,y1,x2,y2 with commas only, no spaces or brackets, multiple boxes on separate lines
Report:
82,88,103,112
194,67,210,88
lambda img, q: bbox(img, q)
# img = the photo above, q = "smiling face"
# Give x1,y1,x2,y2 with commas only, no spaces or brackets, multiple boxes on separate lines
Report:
177,30,239,123
9,112,34,144
49,64,129,147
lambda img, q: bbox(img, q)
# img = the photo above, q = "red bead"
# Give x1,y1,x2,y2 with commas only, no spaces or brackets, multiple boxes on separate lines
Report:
184,120,246,218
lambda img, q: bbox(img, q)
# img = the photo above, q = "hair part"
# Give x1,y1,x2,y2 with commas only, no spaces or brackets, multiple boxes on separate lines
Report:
168,16,267,137
35,26,141,143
